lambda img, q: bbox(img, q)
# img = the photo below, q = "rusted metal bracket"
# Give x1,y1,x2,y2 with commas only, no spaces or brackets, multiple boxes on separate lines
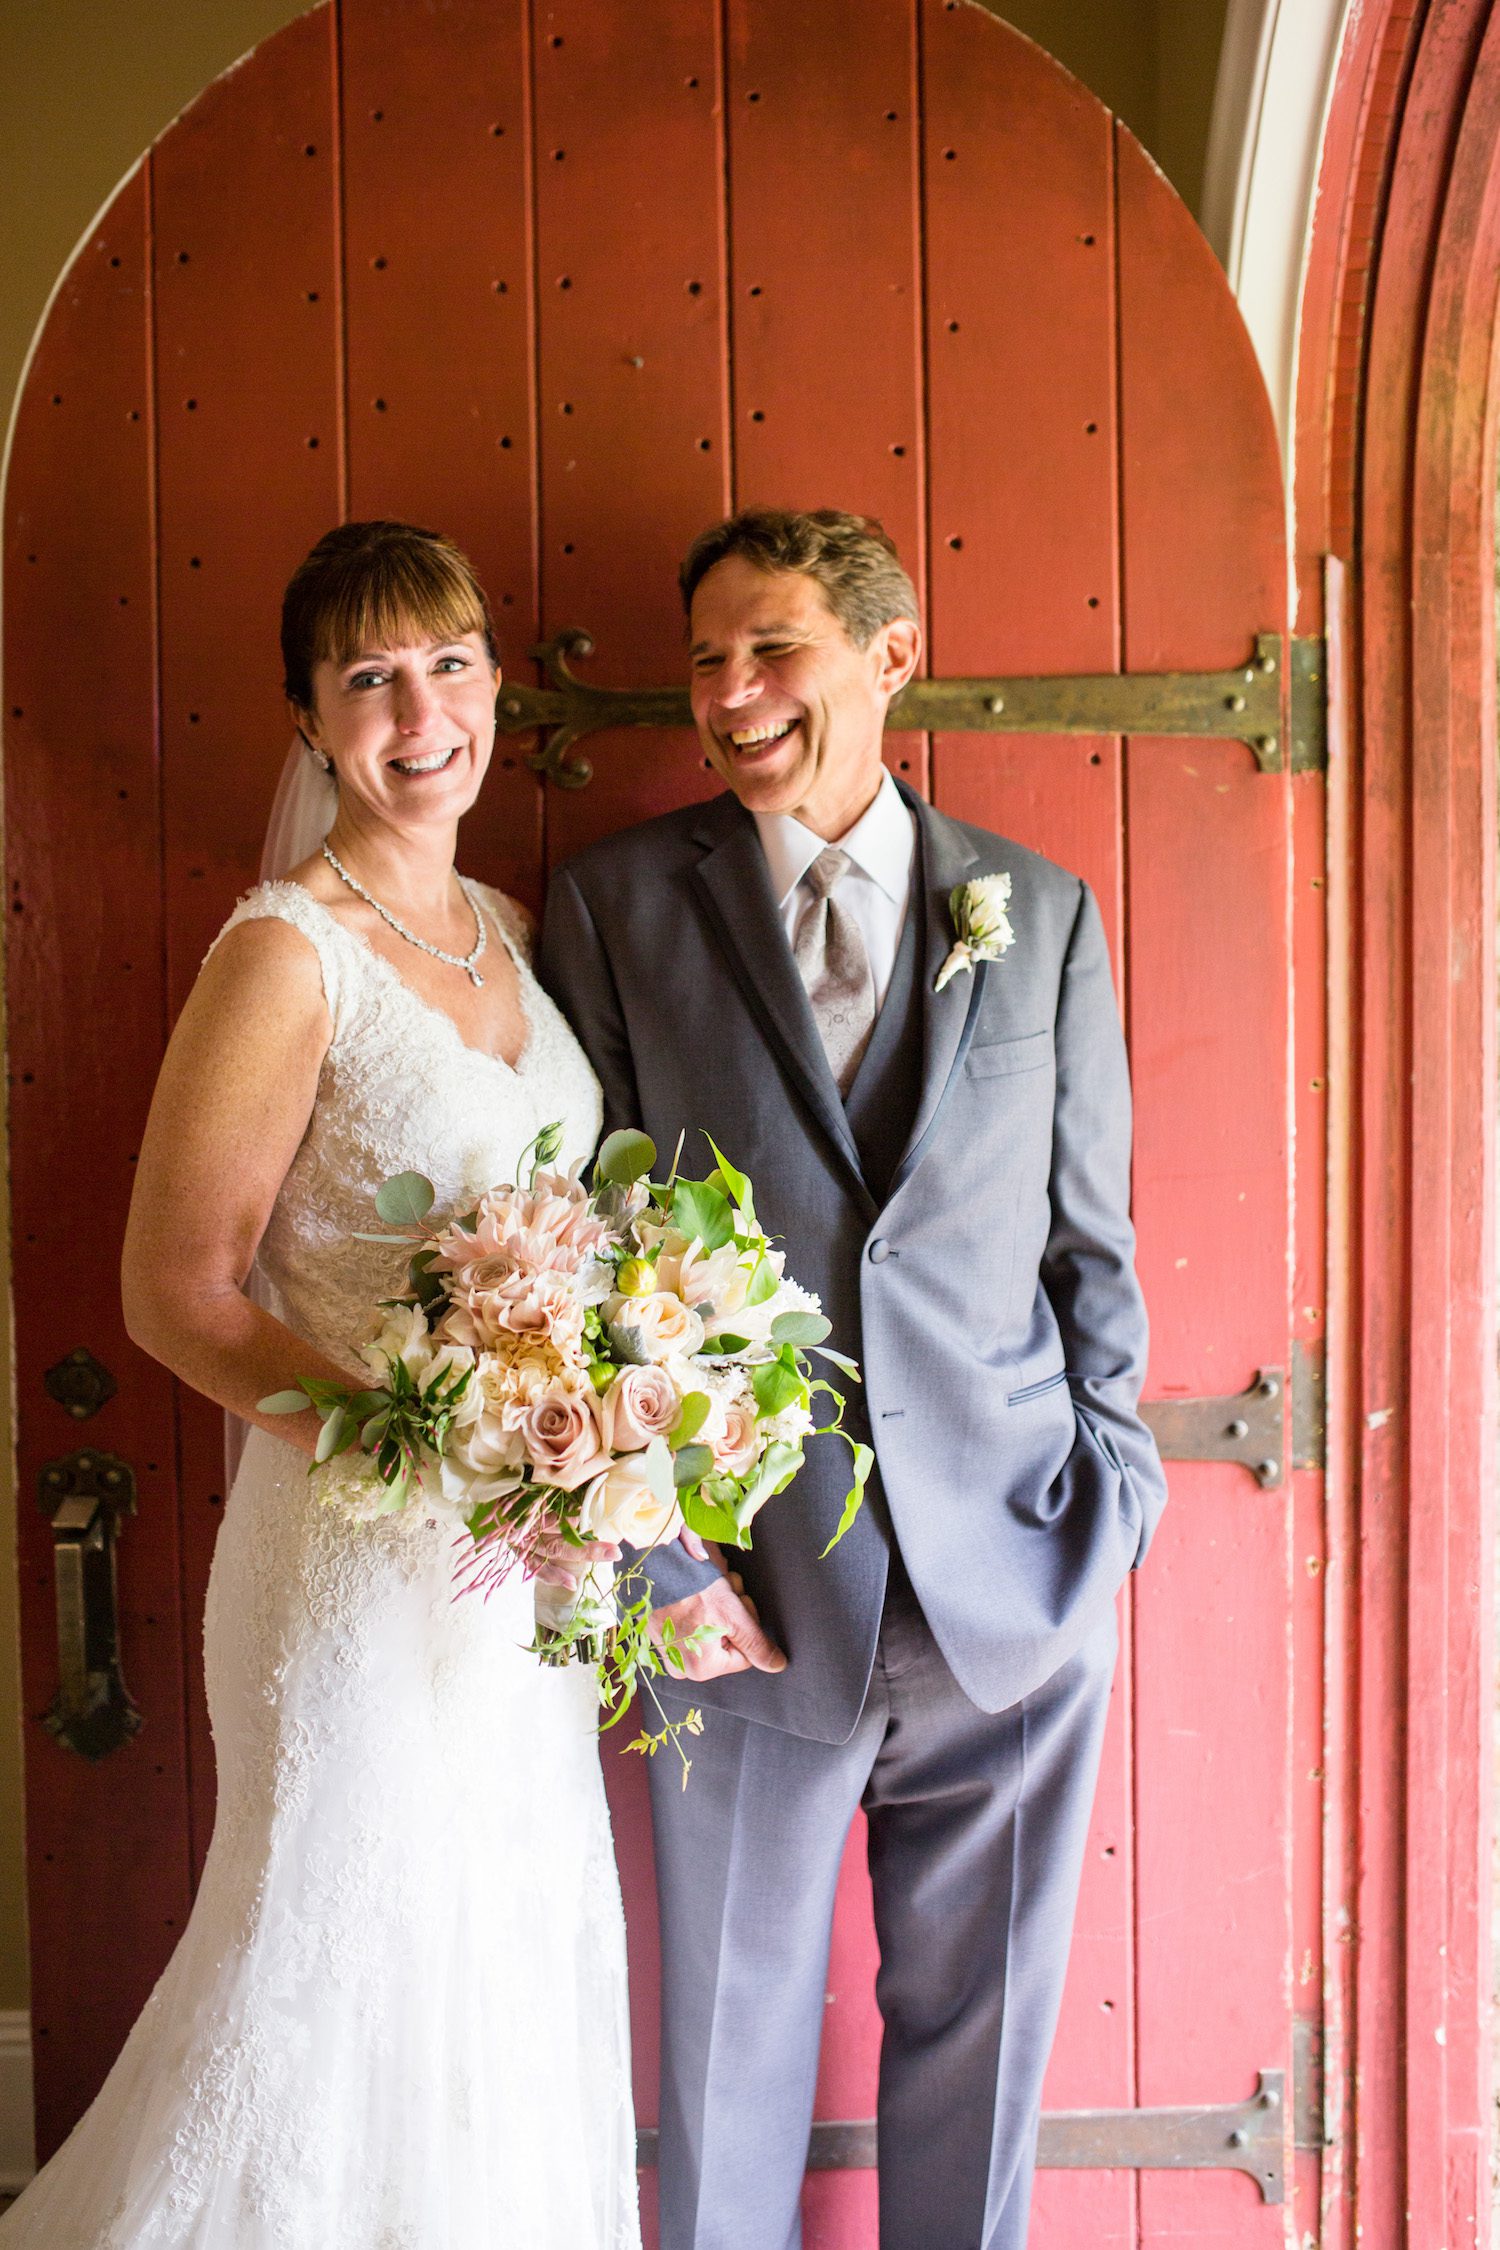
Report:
635,2070,1287,2201
503,631,1327,788
1141,1368,1286,1488
36,1449,142,1761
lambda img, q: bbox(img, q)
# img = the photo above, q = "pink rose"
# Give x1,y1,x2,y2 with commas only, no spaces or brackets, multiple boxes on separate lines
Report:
712,1399,761,1479
519,1388,613,1491
604,1365,682,1452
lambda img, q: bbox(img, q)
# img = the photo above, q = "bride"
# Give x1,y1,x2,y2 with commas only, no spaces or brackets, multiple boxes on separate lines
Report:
1,521,641,2247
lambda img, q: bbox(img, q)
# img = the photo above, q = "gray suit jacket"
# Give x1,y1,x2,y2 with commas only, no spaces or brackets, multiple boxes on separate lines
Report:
539,781,1167,1743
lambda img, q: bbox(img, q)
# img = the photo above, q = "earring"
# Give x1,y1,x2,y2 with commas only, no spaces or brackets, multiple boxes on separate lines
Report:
297,726,335,777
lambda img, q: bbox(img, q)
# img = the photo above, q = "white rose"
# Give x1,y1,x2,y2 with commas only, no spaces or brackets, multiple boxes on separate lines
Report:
610,1291,705,1364
578,1455,683,1549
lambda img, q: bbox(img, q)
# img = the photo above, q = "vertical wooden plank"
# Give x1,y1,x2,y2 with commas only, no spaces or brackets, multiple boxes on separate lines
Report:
1115,122,1291,2246
339,0,546,912
919,12,1133,2242
529,6,727,2204
150,4,343,1873
920,1,1124,936
723,11,922,2218
724,0,926,582
2,170,194,2156
1290,748,1330,2243
533,0,729,863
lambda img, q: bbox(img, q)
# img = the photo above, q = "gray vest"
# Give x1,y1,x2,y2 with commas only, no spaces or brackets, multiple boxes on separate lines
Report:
843,876,925,1206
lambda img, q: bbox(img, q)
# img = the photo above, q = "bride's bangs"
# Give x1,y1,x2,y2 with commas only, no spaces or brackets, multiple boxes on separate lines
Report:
316,553,488,672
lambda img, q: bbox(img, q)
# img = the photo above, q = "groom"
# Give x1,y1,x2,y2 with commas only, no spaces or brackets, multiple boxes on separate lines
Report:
540,509,1167,2250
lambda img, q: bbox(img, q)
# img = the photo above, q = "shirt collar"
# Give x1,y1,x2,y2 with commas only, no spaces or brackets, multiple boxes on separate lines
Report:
752,771,916,910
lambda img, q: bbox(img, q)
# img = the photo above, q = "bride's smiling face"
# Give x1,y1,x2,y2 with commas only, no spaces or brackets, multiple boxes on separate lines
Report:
296,628,502,829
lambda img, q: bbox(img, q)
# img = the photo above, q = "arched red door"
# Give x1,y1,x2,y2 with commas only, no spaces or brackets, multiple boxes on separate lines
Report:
4,5,1314,2242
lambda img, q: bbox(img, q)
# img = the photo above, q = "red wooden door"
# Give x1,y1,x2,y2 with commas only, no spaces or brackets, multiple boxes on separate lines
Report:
3,6,1307,2243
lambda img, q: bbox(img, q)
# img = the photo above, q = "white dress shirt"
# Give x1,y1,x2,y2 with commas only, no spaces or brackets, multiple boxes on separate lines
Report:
752,771,917,1013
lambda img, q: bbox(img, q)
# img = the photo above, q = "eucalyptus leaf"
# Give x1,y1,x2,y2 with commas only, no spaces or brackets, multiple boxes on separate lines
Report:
642,1436,676,1509
671,1443,714,1487
257,1388,310,1415
314,1406,350,1464
375,1170,436,1227
811,1345,862,1380
596,1128,657,1187
770,1310,832,1347
671,1392,711,1446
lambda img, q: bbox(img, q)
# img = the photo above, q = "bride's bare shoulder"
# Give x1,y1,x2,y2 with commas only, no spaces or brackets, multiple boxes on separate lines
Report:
191,892,333,1029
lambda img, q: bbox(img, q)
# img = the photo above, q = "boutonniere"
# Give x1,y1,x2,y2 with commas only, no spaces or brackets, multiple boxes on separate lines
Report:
934,873,1015,992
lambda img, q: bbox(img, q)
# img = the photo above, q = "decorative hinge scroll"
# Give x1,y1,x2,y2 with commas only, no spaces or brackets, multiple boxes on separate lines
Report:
635,2069,1288,2202
499,631,1328,788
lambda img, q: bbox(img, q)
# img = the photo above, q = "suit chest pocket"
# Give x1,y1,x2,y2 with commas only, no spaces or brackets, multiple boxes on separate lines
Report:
965,1027,1054,1080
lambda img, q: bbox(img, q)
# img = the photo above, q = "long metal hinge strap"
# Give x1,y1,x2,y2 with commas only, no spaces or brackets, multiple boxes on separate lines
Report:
501,631,1327,788
634,2070,1286,2203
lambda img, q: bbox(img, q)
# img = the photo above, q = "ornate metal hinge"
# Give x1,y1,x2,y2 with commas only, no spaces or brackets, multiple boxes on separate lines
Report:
36,1448,142,1760
500,631,1328,789
635,2069,1287,2202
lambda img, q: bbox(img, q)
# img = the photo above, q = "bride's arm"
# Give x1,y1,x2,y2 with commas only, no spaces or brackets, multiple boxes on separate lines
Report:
121,917,359,1458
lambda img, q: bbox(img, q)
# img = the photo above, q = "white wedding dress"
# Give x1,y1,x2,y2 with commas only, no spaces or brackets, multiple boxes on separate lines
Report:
1,879,640,2250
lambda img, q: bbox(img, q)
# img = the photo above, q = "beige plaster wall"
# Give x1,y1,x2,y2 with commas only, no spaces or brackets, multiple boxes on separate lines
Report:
0,0,1226,2025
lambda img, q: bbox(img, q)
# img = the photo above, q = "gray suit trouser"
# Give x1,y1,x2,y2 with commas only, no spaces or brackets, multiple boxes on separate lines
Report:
647,1567,1118,2250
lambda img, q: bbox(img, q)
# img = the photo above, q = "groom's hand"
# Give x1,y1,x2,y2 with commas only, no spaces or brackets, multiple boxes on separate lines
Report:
650,1562,787,1680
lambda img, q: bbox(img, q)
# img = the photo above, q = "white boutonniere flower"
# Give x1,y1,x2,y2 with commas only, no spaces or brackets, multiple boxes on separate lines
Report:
934,873,1015,992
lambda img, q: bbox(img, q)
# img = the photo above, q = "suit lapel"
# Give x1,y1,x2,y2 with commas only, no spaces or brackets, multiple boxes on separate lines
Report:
689,795,871,1199
887,789,987,1199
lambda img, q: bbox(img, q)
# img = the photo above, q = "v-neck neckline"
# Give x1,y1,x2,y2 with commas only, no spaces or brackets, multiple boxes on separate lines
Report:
286,877,534,1074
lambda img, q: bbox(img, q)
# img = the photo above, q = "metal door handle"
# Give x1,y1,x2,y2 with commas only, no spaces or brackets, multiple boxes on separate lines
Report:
37,1449,142,1760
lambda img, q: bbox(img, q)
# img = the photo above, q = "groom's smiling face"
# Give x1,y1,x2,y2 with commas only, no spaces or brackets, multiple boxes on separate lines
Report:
688,556,920,840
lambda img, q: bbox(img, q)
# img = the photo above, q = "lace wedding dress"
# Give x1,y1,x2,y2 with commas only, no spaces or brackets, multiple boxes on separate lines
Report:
1,880,640,2250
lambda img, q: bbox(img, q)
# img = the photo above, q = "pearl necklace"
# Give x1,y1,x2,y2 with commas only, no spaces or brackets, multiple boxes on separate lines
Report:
321,844,488,987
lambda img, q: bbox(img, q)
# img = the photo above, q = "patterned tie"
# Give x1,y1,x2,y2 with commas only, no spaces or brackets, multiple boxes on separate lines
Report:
793,847,877,1094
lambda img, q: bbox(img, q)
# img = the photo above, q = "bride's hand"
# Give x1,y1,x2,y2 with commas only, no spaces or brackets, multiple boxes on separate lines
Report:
528,1525,621,1589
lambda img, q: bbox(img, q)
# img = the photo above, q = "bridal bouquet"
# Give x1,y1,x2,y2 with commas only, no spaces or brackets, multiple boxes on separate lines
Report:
260,1124,869,1771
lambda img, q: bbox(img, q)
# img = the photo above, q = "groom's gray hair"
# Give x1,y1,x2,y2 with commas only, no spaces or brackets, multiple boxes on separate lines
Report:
679,508,920,649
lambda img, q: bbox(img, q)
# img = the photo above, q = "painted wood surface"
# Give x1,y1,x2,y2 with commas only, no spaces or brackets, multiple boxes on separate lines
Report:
1291,2,1500,2241
3,4,1302,2240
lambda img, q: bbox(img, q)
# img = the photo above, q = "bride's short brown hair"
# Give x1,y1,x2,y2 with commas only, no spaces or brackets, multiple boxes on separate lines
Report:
281,520,500,709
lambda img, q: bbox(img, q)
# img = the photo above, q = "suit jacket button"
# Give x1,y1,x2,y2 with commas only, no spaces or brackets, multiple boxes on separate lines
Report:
868,1238,891,1264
